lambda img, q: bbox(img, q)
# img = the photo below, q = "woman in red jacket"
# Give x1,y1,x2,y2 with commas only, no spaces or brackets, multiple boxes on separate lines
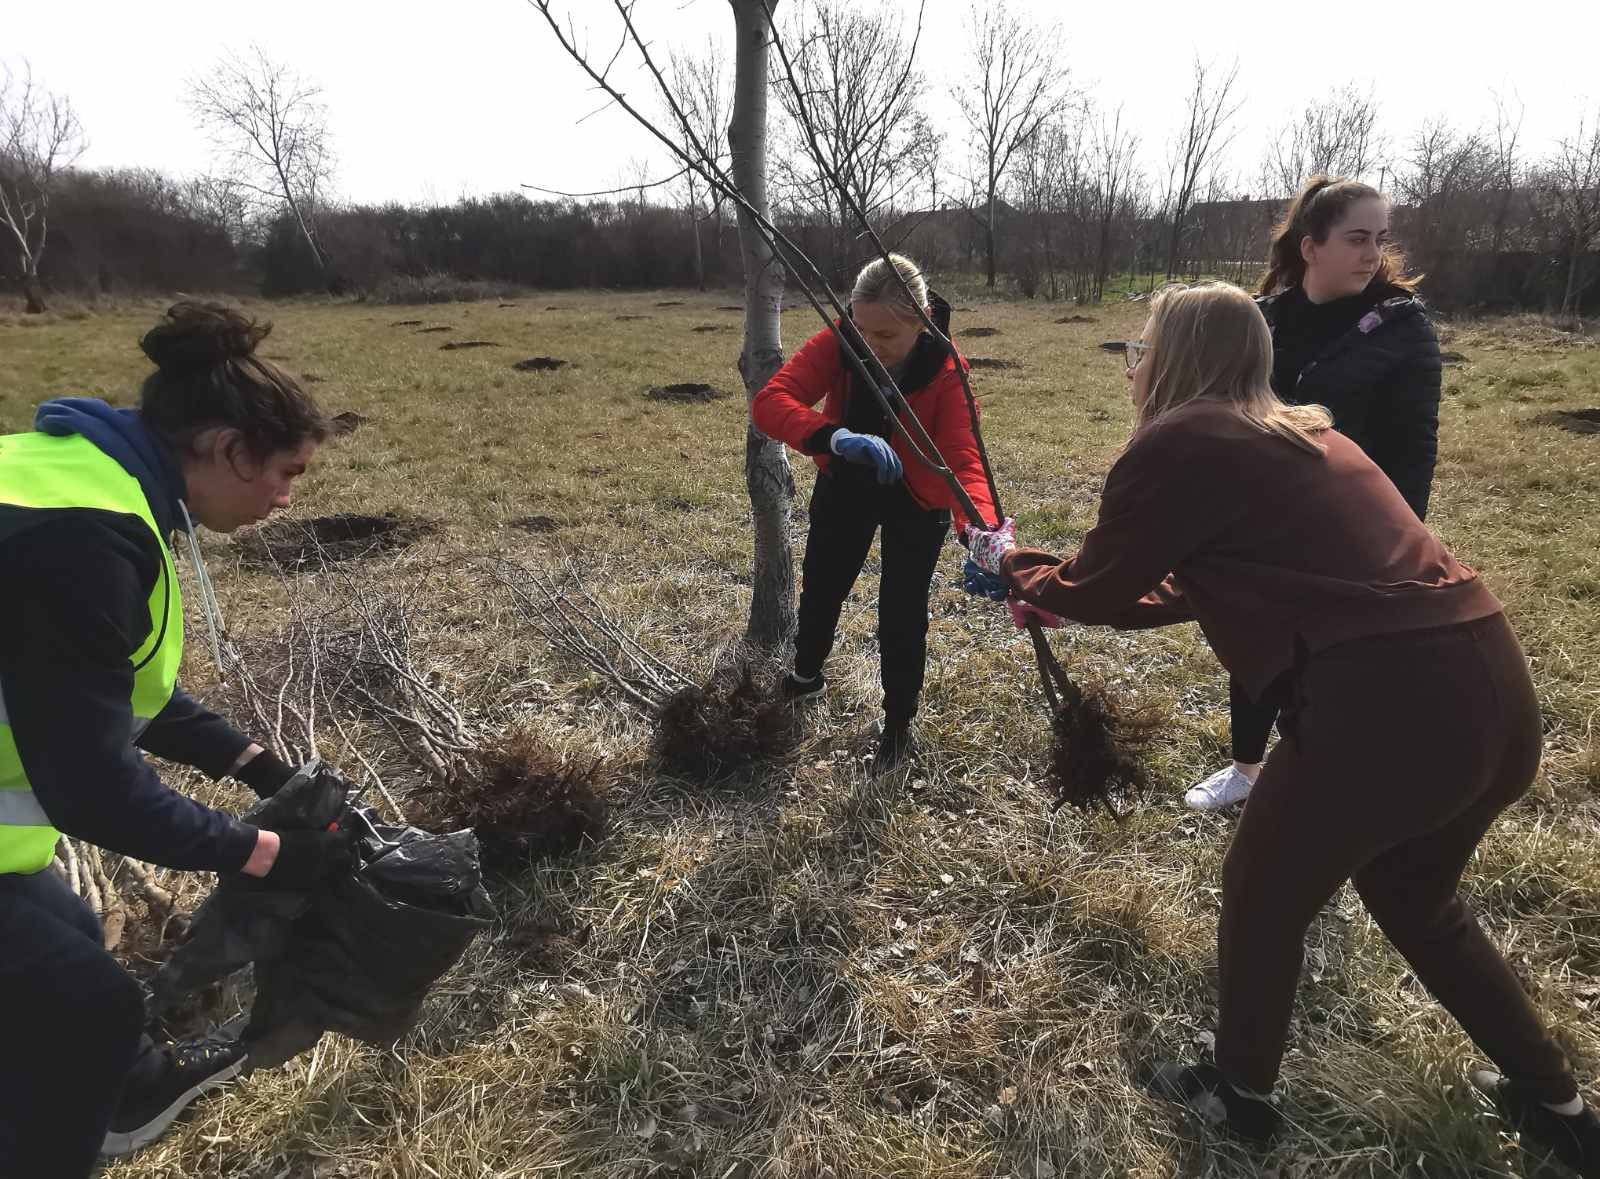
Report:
966,283,1598,1174
751,254,996,772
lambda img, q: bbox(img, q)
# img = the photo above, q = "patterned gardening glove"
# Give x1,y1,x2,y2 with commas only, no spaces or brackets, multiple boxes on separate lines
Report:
966,517,1016,575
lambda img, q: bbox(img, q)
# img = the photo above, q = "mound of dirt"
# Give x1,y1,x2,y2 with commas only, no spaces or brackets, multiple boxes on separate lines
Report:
615,314,651,322
409,729,610,870
647,382,728,403
656,300,685,307
515,357,568,372
301,373,327,384
236,513,437,570
415,326,454,333
390,319,422,327
544,305,568,311
498,302,519,308
1055,314,1097,324
509,514,561,533
1539,409,1600,435
964,327,1001,338
969,357,1021,370
1439,350,1469,365
654,664,801,779
329,411,367,436
693,324,733,333
716,305,742,311
440,340,500,350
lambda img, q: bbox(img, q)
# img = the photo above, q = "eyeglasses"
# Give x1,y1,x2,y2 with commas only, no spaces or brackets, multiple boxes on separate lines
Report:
1098,340,1149,368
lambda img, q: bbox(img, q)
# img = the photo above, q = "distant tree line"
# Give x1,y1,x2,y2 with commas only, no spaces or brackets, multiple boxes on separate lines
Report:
4,23,1597,315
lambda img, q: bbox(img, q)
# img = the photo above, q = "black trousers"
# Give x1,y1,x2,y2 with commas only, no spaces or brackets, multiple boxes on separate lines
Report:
1229,676,1280,764
794,469,950,725
0,865,163,1178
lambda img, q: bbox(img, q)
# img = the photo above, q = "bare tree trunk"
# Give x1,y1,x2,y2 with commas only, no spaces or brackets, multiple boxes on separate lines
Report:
730,0,795,651
691,209,706,291
20,271,46,313
21,264,46,314
985,186,997,288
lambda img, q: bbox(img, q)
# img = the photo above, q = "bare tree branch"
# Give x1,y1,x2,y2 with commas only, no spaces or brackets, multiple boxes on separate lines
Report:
1262,83,1385,196
1163,57,1241,278
0,62,87,312
952,0,1072,289
187,46,334,276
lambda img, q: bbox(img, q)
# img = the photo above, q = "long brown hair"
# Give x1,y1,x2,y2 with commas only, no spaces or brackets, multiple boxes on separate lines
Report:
138,301,328,462
1137,283,1332,455
1259,176,1417,296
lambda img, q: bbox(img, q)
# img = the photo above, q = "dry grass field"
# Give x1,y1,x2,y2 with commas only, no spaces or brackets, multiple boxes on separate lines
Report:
3,289,1599,1178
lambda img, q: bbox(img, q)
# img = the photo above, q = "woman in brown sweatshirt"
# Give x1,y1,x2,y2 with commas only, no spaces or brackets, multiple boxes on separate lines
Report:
967,283,1598,1173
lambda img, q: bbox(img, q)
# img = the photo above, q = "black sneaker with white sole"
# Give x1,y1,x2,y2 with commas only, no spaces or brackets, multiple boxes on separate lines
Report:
1472,1069,1600,1178
781,670,826,703
1146,1060,1283,1143
102,1036,249,1157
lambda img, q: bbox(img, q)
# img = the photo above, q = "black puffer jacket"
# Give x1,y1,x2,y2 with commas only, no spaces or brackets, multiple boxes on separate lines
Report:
1257,283,1442,520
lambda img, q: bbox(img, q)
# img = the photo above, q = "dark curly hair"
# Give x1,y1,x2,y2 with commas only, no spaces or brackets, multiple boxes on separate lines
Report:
138,301,328,461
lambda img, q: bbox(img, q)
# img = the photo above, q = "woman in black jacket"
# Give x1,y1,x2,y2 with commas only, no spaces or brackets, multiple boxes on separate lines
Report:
1185,176,1444,812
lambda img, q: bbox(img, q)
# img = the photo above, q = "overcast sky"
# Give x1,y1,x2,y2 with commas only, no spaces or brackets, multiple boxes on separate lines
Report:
9,0,1598,206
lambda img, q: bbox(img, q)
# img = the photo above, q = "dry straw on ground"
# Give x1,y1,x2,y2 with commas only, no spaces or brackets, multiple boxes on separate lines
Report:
2,293,1596,1178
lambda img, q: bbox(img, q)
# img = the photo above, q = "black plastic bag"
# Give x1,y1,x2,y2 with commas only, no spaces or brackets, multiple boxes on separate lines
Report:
153,762,349,997
155,762,494,1066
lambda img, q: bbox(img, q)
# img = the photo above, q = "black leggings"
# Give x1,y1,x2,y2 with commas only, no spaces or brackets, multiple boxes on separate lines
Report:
0,866,164,1178
793,469,950,725
1229,676,1280,764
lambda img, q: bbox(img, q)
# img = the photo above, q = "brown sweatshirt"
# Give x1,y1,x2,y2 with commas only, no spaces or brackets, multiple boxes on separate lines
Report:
1000,398,1501,699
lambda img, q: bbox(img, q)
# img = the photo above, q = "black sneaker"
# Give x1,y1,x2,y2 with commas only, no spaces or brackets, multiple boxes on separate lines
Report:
102,1036,249,1157
1146,1060,1283,1143
781,670,826,703
872,720,915,775
1472,1069,1600,1177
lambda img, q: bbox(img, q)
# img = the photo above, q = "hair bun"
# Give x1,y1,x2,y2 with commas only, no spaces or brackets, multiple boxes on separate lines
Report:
139,301,271,374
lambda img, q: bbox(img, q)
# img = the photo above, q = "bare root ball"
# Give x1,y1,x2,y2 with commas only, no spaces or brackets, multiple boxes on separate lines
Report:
653,664,801,780
410,728,611,869
1048,684,1160,816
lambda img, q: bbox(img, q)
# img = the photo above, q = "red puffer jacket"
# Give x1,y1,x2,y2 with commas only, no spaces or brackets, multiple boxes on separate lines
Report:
750,299,998,533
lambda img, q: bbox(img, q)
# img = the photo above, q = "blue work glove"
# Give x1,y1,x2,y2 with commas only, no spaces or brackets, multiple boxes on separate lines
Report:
962,557,1009,601
830,429,903,484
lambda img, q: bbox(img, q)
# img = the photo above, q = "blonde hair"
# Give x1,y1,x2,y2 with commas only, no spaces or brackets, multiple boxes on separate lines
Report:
851,253,928,321
1137,282,1332,455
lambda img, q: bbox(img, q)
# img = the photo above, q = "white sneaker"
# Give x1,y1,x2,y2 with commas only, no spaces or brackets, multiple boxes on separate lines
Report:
1184,765,1255,812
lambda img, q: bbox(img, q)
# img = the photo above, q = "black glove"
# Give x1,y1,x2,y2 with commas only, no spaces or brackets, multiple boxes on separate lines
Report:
261,828,356,888
233,749,297,799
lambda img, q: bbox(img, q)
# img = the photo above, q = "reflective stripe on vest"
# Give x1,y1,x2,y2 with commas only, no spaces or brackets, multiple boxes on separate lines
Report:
0,789,49,827
0,431,184,875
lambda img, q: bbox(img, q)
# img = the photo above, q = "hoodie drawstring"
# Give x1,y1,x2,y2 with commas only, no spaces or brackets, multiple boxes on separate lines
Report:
178,499,229,678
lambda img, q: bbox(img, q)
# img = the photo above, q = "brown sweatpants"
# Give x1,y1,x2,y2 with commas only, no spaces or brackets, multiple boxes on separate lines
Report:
1215,612,1577,1104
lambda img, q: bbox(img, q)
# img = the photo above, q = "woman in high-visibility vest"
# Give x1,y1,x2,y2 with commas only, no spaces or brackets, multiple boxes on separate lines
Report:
0,302,352,1176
